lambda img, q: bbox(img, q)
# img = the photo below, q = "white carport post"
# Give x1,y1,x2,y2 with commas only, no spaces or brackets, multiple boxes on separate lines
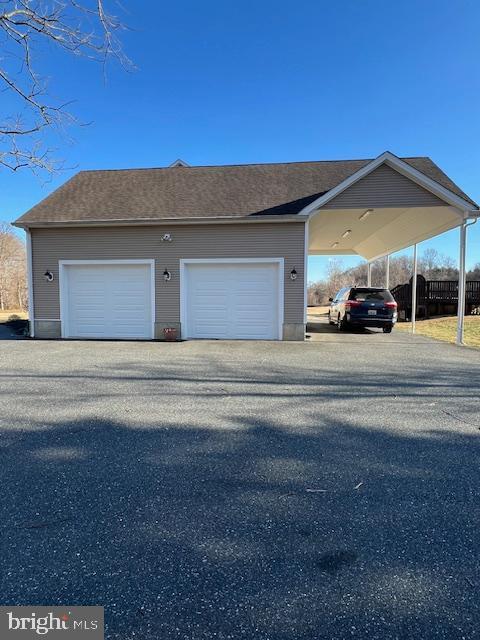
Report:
456,221,467,345
385,255,390,289
411,244,418,334
367,262,372,287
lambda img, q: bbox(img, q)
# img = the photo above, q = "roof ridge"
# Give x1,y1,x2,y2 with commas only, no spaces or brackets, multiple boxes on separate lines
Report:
76,156,428,174
77,159,372,173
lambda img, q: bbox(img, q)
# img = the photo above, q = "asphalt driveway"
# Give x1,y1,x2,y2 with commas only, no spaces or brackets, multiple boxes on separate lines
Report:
0,332,479,639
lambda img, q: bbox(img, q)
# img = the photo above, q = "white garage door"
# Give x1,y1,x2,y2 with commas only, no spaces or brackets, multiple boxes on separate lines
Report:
61,262,153,339
183,261,282,340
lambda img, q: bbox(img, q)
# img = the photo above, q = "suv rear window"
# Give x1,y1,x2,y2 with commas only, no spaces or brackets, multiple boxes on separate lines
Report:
349,288,394,302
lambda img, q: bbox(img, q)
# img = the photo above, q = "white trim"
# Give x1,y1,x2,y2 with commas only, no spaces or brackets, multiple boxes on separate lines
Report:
179,258,285,340
169,158,190,167
35,318,61,322
14,215,308,229
303,221,308,324
26,230,35,337
59,259,155,340
298,151,476,217
59,259,155,266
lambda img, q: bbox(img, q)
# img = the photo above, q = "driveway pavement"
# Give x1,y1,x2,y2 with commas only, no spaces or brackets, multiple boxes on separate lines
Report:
0,331,479,639
0,323,20,340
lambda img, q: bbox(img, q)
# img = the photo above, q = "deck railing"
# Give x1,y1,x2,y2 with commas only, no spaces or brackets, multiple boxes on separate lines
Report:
391,276,480,319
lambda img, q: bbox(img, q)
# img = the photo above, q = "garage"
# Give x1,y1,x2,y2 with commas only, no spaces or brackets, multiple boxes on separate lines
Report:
181,259,283,340
60,260,154,339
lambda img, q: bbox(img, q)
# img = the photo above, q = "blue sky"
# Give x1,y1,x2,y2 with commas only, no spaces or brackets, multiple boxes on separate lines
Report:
2,0,479,281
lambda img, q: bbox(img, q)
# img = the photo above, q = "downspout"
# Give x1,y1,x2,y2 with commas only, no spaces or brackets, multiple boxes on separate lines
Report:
26,228,35,337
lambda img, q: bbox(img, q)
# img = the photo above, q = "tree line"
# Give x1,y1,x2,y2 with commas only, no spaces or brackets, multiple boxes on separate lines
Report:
308,249,480,306
0,222,26,311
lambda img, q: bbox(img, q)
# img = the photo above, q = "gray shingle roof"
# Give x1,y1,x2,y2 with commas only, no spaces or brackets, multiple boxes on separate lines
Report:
14,156,477,226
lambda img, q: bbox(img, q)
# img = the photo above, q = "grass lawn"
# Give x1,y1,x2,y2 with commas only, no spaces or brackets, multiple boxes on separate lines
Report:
0,310,28,322
396,316,480,348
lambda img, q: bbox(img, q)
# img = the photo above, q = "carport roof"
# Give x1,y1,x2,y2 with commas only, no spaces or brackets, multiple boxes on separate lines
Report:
14,154,477,227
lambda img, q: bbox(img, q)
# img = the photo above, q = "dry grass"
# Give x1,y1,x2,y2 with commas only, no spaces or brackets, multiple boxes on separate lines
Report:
396,316,480,348
307,305,330,317
0,310,28,322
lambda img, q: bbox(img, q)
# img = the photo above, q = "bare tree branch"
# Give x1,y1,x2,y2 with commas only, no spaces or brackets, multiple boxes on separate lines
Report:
0,0,132,174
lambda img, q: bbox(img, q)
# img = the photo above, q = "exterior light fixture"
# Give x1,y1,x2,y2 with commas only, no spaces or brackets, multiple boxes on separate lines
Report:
290,268,298,281
331,242,339,249
161,233,172,242
359,209,373,221
341,229,352,238
163,269,171,282
44,270,54,282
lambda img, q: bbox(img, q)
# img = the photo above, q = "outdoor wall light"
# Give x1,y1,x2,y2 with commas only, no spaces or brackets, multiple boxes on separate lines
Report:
163,268,171,282
161,233,172,242
359,208,373,221
44,270,54,282
331,242,339,249
341,229,352,238
290,268,298,281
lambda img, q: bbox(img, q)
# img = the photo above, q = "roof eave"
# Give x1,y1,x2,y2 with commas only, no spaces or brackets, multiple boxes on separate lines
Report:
13,214,309,229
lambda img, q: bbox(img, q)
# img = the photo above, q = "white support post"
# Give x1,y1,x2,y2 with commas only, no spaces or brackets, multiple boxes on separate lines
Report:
411,244,417,334
456,221,467,345
303,221,309,325
367,262,372,287
385,254,390,289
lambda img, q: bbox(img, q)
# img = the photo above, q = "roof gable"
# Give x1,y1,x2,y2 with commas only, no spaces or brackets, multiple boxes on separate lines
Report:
323,163,446,209
169,159,190,167
300,152,476,216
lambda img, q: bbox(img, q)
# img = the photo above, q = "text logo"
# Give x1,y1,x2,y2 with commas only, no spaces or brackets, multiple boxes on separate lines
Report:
0,607,103,639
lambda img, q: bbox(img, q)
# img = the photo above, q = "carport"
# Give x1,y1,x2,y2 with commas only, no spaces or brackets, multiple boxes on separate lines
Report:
301,152,479,344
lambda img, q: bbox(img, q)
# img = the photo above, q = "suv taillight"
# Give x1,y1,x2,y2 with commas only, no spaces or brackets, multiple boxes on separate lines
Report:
384,301,397,308
345,300,363,309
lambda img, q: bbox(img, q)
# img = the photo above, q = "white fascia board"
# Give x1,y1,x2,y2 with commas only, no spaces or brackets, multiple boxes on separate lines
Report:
13,215,309,229
298,151,477,217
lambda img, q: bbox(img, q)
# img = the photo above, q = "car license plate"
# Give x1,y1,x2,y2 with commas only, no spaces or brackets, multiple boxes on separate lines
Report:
368,309,377,315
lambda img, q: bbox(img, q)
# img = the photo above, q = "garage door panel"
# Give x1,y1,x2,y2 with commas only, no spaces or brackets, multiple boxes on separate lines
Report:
63,263,152,339
184,262,281,340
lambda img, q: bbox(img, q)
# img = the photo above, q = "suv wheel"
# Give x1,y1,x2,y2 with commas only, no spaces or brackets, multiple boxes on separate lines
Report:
383,325,393,334
337,314,347,331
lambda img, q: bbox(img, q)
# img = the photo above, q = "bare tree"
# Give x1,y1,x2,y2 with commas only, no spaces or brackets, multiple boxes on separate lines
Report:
419,248,456,280
307,281,327,306
0,222,26,310
467,263,480,280
309,249,464,301
0,0,131,174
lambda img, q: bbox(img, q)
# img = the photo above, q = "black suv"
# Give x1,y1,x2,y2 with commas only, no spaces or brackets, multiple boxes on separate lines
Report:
328,287,398,333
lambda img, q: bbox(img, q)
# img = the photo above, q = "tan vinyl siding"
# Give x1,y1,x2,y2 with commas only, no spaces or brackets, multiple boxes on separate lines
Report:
323,164,446,209
31,222,305,325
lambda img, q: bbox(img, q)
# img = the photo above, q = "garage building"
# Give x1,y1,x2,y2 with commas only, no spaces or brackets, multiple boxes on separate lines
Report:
14,152,478,341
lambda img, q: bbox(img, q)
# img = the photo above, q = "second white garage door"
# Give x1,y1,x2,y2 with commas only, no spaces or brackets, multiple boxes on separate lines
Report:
182,260,283,340
61,261,153,339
